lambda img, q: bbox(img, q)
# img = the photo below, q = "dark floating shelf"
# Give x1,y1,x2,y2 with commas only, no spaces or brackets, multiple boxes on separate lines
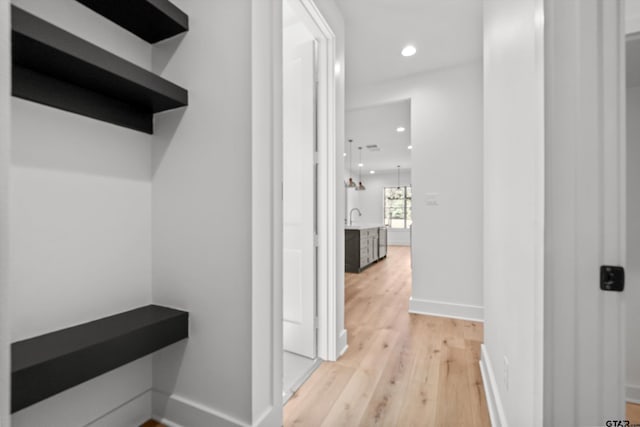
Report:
76,0,188,44
12,305,188,413
11,6,188,134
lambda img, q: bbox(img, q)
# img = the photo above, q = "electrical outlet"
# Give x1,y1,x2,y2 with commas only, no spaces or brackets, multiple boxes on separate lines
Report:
503,356,509,391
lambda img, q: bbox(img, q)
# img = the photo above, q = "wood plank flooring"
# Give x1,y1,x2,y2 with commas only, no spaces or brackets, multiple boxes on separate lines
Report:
284,245,491,427
143,244,638,426
628,402,640,423
139,402,640,427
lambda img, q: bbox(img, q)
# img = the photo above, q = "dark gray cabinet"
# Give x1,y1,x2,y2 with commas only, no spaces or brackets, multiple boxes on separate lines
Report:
378,227,387,259
345,227,388,273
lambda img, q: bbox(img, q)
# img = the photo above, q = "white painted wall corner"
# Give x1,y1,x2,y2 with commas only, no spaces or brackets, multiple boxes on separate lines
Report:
87,389,151,427
152,390,251,427
152,389,281,427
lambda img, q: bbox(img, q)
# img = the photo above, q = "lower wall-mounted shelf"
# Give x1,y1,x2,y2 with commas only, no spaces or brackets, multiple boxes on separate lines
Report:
11,304,189,413
11,6,188,134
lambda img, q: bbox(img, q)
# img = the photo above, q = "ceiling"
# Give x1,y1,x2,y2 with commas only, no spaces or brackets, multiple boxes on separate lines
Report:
334,0,483,89
335,0,481,172
345,100,411,175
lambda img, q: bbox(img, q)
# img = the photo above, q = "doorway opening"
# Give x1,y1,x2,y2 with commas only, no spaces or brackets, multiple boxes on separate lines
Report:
344,100,413,271
282,0,338,402
282,0,319,401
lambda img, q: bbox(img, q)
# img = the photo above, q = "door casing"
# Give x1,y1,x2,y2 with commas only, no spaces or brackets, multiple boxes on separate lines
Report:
284,0,339,362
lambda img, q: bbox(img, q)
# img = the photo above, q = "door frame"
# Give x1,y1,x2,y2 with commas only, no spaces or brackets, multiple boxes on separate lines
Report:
250,0,338,422
0,0,10,424
286,0,338,362
626,28,640,411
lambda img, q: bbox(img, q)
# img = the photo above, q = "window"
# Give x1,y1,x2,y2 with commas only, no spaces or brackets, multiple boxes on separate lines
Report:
384,186,412,229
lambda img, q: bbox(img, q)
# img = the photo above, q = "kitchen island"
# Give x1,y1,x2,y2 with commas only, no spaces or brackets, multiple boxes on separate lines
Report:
345,225,388,273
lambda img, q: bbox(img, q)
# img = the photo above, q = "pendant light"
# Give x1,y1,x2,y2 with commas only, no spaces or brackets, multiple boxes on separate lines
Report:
345,139,356,188
396,165,401,189
356,146,366,191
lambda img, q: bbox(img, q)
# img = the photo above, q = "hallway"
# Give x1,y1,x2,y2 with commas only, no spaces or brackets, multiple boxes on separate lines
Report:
284,246,491,426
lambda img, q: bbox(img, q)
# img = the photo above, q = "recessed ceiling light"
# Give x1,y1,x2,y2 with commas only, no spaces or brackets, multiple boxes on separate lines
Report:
408,145,413,150
369,170,375,174
358,163,364,167
401,45,417,57
396,126,405,133
343,152,347,157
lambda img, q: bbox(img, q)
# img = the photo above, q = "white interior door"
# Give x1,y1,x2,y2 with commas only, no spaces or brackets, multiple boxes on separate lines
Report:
283,40,316,359
544,1,626,422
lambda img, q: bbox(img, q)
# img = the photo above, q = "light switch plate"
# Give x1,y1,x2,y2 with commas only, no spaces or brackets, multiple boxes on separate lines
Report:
425,193,439,206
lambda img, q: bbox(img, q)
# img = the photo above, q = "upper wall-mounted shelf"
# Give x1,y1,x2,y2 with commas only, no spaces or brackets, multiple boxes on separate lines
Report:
11,6,188,134
75,0,188,44
12,305,189,413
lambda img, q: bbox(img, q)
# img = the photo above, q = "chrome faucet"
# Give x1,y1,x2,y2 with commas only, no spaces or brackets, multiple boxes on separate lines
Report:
349,208,362,226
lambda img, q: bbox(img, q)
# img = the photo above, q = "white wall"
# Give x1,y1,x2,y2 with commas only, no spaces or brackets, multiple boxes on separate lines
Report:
150,0,255,425
349,61,484,321
250,1,283,424
0,1,10,425
627,86,640,403
9,0,153,425
152,1,343,425
12,0,151,69
627,5,640,406
5,1,341,426
482,1,544,426
11,100,152,340
628,0,640,34
345,169,412,246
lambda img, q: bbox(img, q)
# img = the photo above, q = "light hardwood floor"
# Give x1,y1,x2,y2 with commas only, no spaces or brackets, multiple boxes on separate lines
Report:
284,245,491,427
140,402,640,427
629,403,640,424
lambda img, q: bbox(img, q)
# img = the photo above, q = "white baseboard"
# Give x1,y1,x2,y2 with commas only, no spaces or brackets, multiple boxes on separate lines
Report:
254,406,281,427
88,389,151,427
283,358,322,404
12,357,153,427
152,390,252,427
387,230,411,246
408,297,484,322
337,329,348,358
387,239,410,246
627,384,640,404
479,344,508,427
